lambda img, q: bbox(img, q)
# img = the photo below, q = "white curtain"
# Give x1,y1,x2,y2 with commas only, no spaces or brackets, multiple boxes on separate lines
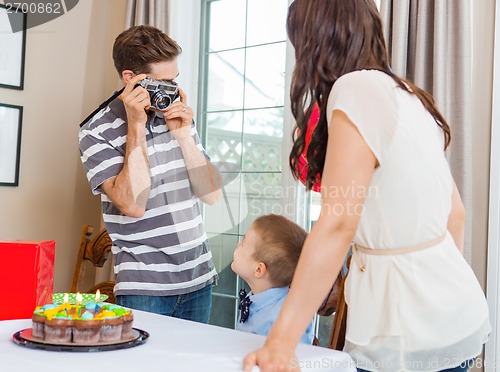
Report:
125,0,169,32
379,0,473,261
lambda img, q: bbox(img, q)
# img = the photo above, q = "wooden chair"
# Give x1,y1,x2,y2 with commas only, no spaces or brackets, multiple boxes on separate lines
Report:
327,257,350,350
71,224,116,304
313,256,351,350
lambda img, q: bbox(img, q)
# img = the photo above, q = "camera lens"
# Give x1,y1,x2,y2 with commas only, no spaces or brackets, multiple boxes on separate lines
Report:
151,91,171,111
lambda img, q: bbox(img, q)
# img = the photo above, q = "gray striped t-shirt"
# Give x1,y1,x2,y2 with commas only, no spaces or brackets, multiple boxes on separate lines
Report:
79,97,217,296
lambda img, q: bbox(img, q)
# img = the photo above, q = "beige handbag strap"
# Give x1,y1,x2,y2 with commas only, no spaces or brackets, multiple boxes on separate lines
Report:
352,233,447,272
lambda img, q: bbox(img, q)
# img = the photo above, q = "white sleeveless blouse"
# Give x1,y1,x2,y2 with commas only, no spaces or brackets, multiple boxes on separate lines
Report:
326,70,491,372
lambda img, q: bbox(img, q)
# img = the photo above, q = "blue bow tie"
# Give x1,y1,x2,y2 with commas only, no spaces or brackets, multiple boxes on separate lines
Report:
238,289,252,323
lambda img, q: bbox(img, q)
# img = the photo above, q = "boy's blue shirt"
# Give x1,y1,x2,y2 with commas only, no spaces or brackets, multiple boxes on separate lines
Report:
236,286,315,344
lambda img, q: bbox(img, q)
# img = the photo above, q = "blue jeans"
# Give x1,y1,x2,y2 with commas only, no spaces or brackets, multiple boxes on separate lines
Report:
116,284,212,324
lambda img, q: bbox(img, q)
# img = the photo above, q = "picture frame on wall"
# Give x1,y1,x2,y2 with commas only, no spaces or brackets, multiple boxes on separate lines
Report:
0,3,27,90
0,103,23,186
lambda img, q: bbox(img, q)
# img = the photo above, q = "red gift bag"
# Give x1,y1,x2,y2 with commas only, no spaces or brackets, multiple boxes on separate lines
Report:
0,240,55,320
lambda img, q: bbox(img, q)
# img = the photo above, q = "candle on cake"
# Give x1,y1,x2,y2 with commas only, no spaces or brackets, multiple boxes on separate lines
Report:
63,293,70,316
76,292,82,317
95,289,101,313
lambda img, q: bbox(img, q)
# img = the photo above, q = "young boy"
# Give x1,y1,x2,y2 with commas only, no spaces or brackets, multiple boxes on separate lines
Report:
231,214,314,344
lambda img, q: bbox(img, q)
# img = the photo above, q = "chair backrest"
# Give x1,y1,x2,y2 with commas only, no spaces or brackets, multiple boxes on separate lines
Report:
71,224,116,304
327,257,350,350
313,256,351,350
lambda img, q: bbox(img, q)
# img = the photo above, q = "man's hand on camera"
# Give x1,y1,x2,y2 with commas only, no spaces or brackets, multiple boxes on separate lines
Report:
120,73,150,127
162,87,193,141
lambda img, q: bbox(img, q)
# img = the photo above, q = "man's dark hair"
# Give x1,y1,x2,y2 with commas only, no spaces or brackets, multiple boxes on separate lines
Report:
112,25,182,76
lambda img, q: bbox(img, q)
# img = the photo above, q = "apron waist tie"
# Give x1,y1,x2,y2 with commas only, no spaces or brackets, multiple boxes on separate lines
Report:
352,233,447,272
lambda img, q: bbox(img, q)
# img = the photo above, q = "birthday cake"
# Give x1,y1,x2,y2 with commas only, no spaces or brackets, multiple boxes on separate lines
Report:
31,294,133,345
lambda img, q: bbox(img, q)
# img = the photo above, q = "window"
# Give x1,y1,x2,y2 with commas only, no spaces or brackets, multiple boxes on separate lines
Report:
198,0,291,329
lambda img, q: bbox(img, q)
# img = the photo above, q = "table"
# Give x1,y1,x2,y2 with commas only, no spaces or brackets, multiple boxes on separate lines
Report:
0,309,356,372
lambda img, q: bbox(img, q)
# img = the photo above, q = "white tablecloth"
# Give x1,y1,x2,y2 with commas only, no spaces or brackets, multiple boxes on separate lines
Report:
0,310,356,372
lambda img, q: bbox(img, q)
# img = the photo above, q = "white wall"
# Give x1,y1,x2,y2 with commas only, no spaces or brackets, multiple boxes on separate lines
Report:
471,1,495,370
485,0,500,368
471,0,495,295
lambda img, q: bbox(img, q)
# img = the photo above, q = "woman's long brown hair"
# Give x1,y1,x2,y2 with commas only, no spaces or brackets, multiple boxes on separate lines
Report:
287,0,451,191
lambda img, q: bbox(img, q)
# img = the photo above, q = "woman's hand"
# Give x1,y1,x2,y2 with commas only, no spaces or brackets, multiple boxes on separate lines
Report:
243,339,299,372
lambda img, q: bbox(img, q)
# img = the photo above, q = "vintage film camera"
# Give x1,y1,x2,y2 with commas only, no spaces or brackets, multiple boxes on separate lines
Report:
136,77,180,111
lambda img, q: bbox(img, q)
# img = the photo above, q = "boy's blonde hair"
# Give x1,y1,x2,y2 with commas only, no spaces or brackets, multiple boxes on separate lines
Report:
251,214,308,287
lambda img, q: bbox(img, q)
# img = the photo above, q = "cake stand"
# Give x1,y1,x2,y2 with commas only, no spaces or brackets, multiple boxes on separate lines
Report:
12,328,149,352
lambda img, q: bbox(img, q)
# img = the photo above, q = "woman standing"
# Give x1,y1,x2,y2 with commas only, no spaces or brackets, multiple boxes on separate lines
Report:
244,1,490,371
